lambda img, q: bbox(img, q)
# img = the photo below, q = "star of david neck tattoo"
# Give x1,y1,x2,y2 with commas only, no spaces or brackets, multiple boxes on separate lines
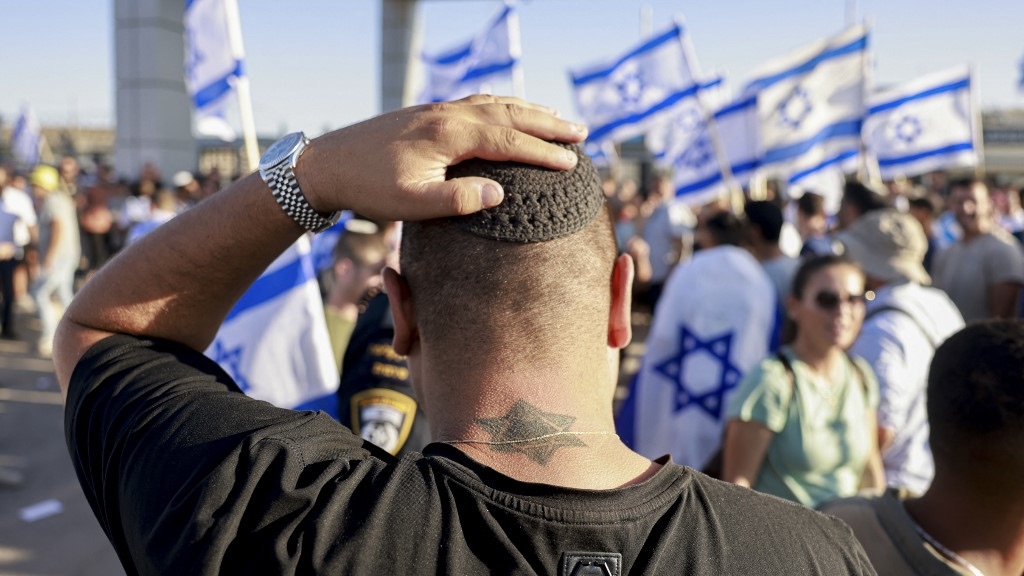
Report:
439,399,617,465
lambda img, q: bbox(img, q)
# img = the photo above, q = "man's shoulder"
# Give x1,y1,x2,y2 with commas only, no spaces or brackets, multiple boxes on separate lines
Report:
690,471,862,538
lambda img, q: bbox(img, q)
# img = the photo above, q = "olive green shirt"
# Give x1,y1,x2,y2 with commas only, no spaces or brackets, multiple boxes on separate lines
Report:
727,347,879,508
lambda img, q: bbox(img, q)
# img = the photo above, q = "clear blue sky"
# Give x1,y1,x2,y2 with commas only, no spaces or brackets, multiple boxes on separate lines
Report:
2,0,1023,136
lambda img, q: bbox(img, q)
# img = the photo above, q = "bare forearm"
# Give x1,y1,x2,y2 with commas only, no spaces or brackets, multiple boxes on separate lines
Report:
61,172,301,352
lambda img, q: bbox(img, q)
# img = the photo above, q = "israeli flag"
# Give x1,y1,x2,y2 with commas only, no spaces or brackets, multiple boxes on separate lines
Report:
184,0,244,140
648,93,761,207
206,236,341,417
865,67,977,180
619,246,777,469
570,21,702,145
745,24,869,197
11,105,42,169
419,3,521,104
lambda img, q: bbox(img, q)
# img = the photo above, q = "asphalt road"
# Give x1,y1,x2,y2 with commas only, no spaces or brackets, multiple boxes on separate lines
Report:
0,303,123,576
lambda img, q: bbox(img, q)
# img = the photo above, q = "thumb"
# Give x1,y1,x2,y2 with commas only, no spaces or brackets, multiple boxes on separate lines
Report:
418,177,504,218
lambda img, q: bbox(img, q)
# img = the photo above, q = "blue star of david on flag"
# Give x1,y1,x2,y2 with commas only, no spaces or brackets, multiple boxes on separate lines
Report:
212,340,251,392
893,115,922,145
652,326,744,419
676,134,714,170
615,68,644,108
778,86,812,129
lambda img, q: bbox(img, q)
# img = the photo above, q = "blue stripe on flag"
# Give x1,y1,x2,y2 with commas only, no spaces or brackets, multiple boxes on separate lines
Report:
675,159,760,197
868,78,970,115
429,42,473,65
192,60,244,109
677,172,725,197
225,255,316,322
877,141,974,168
588,84,701,142
462,59,518,82
185,0,198,10
714,96,757,119
571,24,683,86
744,34,868,94
762,119,863,165
788,149,859,183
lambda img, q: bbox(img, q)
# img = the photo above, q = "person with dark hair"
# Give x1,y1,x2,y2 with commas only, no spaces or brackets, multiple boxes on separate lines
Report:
837,209,964,496
745,200,801,316
54,98,873,574
642,174,695,310
322,223,388,370
722,254,885,507
821,320,1024,576
695,209,744,250
907,194,941,274
838,181,890,230
932,180,1024,322
796,191,833,256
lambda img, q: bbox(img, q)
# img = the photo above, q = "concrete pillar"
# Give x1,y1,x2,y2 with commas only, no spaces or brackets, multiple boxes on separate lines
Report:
114,0,197,181
381,0,420,113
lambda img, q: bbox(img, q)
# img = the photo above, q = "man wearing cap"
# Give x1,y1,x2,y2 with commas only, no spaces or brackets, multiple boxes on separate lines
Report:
53,99,873,574
837,209,964,496
30,165,80,356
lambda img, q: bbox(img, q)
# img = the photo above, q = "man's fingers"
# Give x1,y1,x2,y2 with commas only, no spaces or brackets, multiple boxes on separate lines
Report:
456,94,560,116
474,103,586,143
459,127,581,171
416,177,505,219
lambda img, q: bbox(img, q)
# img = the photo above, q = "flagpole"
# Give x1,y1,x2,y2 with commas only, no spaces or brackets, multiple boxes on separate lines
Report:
508,4,525,99
222,0,259,172
403,3,425,107
969,65,986,181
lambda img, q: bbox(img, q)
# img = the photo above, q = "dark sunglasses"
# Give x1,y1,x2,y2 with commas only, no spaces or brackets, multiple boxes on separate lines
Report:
812,290,866,311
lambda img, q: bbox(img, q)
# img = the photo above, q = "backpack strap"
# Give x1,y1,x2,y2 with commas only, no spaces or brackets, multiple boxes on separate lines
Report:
864,304,938,349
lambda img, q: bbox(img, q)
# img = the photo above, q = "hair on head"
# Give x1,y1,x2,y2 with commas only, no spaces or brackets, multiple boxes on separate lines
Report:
927,320,1024,466
745,200,784,242
797,192,825,217
842,180,889,215
400,145,616,361
704,211,744,247
780,254,863,344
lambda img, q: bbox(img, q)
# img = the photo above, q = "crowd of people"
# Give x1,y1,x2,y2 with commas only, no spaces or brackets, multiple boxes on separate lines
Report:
2,97,1023,574
0,156,226,354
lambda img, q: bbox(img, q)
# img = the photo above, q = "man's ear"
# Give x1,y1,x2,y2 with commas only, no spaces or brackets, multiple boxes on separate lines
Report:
608,253,633,349
383,267,418,355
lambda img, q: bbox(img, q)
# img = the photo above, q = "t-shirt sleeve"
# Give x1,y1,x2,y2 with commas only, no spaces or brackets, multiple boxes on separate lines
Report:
849,322,905,429
726,357,792,433
65,334,393,574
984,236,1024,284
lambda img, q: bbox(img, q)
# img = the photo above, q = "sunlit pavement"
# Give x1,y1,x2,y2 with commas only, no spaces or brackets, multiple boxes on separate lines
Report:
0,302,124,576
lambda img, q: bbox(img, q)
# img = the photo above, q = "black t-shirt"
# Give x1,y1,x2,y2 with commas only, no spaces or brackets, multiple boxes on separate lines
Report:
65,335,876,576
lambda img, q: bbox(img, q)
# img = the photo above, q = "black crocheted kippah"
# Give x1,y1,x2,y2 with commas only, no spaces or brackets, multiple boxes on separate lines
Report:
446,142,604,243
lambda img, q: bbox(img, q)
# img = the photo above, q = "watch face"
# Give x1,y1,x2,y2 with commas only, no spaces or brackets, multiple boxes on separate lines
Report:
259,132,304,171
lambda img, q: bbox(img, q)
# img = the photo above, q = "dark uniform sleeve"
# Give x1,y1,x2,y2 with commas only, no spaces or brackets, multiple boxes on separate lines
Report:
64,334,396,575
338,292,430,456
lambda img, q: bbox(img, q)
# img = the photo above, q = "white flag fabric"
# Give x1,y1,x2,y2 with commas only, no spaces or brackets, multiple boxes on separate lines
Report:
206,236,341,417
184,0,244,141
584,140,618,169
745,25,869,199
11,105,42,169
649,93,761,207
620,246,777,469
865,66,977,180
419,3,521,104
570,21,702,145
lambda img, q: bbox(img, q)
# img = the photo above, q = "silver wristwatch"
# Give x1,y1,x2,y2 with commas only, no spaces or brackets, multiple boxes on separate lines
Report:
258,132,342,233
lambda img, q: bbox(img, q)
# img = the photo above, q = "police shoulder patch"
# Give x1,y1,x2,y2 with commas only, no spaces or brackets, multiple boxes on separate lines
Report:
350,388,418,456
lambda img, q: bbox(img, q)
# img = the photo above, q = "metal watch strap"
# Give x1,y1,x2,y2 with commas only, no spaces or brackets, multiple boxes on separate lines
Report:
260,135,341,233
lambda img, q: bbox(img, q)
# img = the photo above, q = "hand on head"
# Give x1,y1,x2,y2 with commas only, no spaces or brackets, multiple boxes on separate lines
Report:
298,95,588,223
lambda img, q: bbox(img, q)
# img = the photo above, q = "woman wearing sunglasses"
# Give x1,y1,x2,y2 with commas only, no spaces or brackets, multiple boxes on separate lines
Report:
721,254,886,508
